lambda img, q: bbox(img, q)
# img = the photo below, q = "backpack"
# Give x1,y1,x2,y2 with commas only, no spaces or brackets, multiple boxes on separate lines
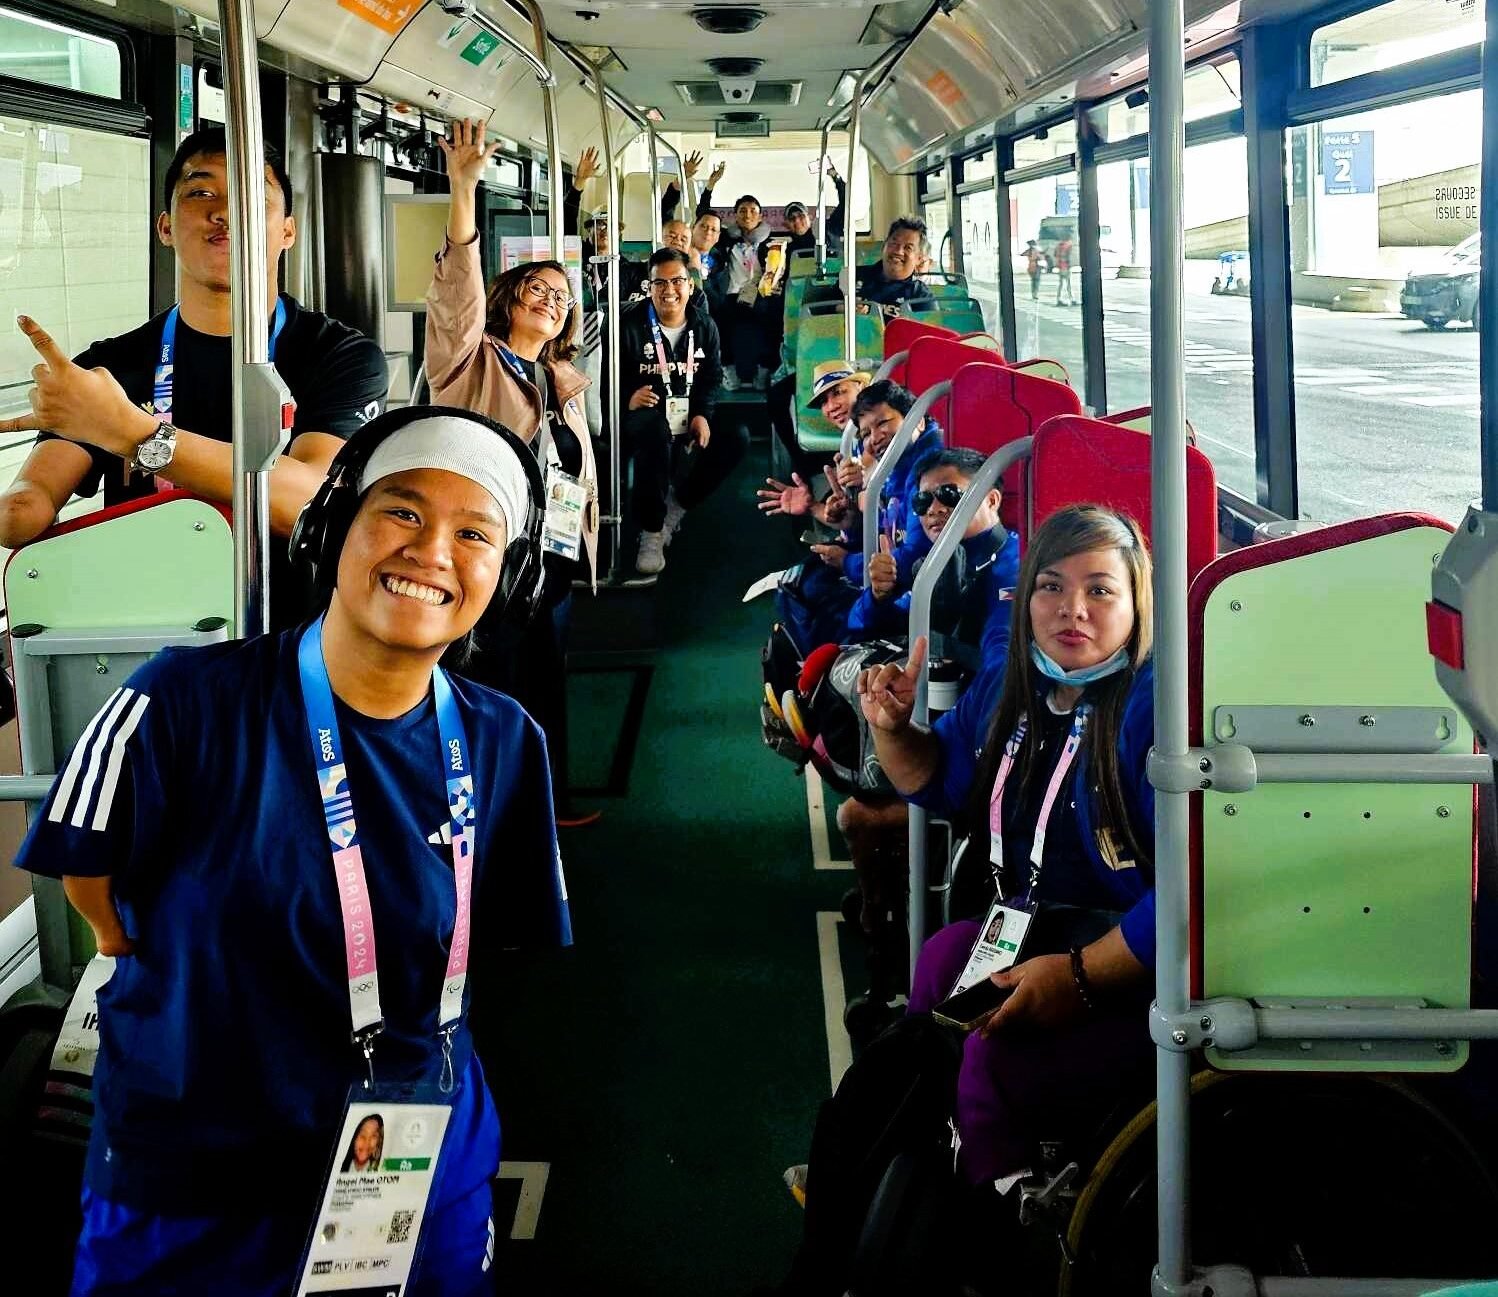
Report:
792,640,905,797
778,1014,965,1297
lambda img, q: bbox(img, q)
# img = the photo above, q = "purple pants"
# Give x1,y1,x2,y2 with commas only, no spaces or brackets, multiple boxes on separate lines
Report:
909,919,1154,1185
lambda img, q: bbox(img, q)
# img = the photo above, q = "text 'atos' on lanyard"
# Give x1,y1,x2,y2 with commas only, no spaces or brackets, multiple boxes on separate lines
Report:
298,616,476,1094
153,297,287,420
647,304,695,398
988,704,1090,892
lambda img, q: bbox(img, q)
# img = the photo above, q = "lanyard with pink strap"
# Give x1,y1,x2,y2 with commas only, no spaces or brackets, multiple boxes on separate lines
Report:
298,614,476,1093
987,703,1090,892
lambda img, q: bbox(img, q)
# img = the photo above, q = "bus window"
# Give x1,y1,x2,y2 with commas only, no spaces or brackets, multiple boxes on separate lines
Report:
0,5,123,99
1286,89,1480,524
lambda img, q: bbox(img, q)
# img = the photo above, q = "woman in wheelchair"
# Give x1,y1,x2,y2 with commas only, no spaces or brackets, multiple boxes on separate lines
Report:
858,503,1156,1191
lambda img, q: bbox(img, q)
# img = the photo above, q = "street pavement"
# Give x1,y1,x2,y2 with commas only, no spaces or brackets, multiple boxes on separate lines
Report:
976,270,1481,525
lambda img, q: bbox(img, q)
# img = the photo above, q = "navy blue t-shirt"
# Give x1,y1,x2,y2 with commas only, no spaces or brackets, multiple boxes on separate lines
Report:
15,629,571,1213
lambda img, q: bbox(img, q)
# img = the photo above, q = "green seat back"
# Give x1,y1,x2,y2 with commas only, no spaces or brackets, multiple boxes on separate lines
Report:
792,310,883,453
855,237,883,264
1196,518,1472,1073
788,249,828,280
907,301,987,337
621,240,652,260
4,493,234,966
917,278,972,301
779,273,843,379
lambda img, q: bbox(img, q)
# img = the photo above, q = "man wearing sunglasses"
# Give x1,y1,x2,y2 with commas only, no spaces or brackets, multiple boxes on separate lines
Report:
620,248,746,576
847,447,1020,655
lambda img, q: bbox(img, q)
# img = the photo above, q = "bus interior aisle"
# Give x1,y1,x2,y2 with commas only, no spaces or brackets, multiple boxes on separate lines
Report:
476,452,839,1294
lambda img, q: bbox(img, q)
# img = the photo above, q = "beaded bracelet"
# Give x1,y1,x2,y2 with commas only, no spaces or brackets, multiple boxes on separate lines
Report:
1069,945,1098,1013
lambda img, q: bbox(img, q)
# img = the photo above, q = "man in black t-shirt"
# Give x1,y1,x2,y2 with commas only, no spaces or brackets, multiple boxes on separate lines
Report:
0,128,387,623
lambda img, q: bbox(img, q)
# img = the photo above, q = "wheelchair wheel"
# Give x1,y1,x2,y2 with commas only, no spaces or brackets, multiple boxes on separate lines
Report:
1060,1070,1498,1294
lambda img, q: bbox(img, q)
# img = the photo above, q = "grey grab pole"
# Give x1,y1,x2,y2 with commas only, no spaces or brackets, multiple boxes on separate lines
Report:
590,59,623,577
658,135,691,220
514,0,565,262
1481,0,1498,510
905,437,1034,983
218,0,289,639
844,84,865,366
817,121,834,269
873,349,907,383
841,43,906,364
861,381,950,587
647,121,662,236
1147,0,1192,1281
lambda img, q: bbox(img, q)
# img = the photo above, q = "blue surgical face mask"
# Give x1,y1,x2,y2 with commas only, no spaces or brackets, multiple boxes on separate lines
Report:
1030,641,1131,686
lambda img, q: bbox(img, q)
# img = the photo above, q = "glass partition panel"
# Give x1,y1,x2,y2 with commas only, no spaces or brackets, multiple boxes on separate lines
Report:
960,186,999,334
1010,172,1084,388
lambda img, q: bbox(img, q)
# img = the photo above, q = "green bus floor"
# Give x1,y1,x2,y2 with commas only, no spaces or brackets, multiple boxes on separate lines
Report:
471,454,851,1294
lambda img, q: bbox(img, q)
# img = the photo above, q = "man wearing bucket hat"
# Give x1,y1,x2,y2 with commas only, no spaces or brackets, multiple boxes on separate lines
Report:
764,359,870,499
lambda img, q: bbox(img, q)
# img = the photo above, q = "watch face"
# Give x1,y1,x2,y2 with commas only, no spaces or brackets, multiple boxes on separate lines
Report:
136,434,173,472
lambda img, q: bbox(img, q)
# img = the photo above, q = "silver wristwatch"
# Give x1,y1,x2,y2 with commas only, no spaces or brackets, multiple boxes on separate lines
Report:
131,421,177,475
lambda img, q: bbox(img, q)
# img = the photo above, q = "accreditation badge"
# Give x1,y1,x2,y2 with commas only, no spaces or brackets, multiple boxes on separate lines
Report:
949,897,1036,996
296,1091,453,1295
665,396,691,439
541,467,587,561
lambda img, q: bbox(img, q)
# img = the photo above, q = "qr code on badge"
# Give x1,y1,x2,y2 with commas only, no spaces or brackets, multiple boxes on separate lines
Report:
387,1210,415,1244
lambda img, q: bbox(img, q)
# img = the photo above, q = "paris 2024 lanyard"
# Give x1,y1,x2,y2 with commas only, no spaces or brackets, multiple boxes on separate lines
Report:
294,614,476,1294
951,704,1090,996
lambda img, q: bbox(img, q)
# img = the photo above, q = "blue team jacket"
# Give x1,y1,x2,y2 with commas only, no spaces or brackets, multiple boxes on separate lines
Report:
847,524,1018,653
841,419,943,589
913,661,1157,966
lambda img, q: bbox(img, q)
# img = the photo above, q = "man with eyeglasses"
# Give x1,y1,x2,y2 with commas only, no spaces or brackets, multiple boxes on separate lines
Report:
619,248,746,576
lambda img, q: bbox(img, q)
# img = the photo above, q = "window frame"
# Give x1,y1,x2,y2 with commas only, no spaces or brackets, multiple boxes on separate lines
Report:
0,0,140,130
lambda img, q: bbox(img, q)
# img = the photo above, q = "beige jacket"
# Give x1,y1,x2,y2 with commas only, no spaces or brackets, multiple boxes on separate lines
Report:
424,235,599,587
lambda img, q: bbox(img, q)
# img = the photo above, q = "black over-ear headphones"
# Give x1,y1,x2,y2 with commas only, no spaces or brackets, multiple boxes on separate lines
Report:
289,404,547,636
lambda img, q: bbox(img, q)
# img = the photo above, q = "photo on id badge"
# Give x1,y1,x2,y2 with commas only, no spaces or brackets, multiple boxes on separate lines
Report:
297,1099,452,1296
666,395,690,438
542,467,585,560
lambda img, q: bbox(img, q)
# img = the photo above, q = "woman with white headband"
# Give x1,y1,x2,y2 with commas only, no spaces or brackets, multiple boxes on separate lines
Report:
17,408,571,1296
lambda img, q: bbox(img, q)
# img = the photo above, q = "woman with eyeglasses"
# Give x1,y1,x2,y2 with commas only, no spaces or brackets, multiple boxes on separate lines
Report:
425,119,601,823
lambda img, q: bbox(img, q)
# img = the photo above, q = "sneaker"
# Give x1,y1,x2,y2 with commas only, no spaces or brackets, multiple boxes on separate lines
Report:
722,370,741,392
636,529,666,575
783,1164,808,1208
663,491,687,544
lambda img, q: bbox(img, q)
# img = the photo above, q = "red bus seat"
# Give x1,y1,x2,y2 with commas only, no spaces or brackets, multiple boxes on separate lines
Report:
1029,414,1218,583
947,362,1082,536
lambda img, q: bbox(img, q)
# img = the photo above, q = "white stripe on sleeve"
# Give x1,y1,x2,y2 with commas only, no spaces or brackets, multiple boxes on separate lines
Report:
89,693,151,832
47,689,124,826
69,688,141,829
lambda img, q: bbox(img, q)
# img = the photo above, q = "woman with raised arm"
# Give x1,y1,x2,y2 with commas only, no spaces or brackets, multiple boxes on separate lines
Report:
425,117,600,822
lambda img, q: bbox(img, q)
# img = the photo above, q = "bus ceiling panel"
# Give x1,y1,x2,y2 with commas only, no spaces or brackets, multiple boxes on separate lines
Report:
360,60,494,135
171,0,292,42
171,0,395,81
381,3,547,143
862,0,1230,173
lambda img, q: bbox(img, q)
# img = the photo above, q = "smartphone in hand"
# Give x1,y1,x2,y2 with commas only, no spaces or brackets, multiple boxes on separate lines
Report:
932,979,1013,1031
